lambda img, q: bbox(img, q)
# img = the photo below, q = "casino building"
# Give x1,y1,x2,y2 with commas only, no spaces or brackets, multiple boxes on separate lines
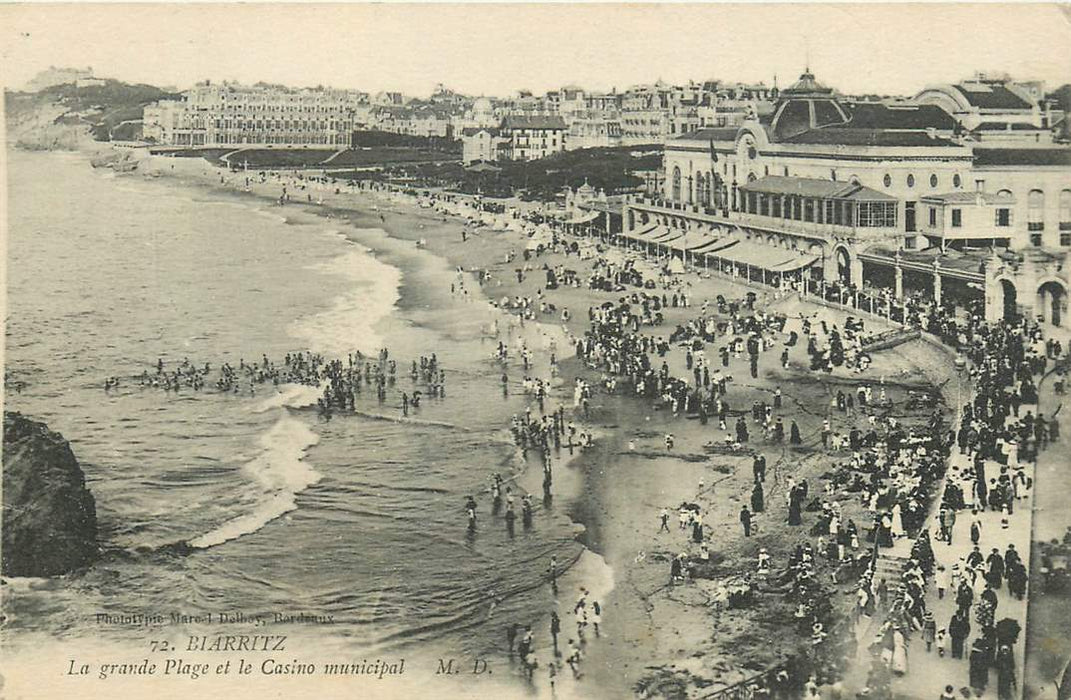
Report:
622,70,1071,328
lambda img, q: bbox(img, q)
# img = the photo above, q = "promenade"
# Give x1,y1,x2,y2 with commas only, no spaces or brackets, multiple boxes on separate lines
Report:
890,448,1034,699
1023,357,1071,699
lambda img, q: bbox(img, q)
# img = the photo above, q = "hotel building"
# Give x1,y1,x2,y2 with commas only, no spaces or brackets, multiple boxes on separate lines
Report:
143,82,372,147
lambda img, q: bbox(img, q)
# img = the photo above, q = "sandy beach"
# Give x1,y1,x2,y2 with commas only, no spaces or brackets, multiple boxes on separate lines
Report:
130,153,968,698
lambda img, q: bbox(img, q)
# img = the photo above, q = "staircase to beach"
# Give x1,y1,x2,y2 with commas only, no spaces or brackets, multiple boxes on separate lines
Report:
873,549,911,595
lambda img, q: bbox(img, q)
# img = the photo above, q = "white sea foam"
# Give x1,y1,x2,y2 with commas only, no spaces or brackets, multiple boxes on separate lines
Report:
251,207,288,225
251,382,323,413
289,247,402,356
187,414,321,549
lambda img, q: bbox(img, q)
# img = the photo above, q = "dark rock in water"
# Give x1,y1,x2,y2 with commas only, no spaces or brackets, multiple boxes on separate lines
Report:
3,412,99,576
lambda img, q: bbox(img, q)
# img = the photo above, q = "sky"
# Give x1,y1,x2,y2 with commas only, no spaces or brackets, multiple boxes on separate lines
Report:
1,3,1070,98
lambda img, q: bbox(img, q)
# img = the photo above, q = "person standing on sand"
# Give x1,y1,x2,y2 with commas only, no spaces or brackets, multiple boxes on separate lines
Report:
550,611,561,654
753,453,767,482
740,505,753,537
566,639,581,678
790,420,802,445
659,508,670,533
751,482,765,513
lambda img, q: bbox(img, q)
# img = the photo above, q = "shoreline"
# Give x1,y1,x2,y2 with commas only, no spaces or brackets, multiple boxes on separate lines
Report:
91,149,966,697
127,153,623,689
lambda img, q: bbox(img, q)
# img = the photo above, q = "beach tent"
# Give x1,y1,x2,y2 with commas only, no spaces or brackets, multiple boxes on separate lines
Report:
666,258,686,275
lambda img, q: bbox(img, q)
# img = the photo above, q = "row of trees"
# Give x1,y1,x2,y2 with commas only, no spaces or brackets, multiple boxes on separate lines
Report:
337,145,663,201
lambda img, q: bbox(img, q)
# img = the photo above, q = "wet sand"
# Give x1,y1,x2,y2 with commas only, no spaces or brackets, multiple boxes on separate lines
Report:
135,155,963,698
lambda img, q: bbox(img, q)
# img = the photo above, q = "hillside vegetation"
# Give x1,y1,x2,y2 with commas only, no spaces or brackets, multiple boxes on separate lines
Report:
5,79,178,149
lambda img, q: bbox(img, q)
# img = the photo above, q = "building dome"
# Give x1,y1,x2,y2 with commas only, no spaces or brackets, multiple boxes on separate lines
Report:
766,69,848,140
781,69,834,97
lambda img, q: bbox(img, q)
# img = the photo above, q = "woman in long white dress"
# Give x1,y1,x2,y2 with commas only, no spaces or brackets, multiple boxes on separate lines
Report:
1007,438,1019,470
891,503,906,539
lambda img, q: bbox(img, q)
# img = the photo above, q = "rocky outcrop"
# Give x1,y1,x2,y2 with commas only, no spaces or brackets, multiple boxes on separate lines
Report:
2,412,98,576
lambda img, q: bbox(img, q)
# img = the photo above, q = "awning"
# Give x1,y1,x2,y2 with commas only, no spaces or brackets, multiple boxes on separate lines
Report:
665,231,715,252
649,229,685,244
619,223,659,240
701,240,812,272
690,235,740,255
771,254,820,273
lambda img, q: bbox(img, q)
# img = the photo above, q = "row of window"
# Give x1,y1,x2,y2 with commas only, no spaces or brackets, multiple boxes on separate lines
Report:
1031,233,1071,247
741,191,898,228
882,173,964,190
210,134,347,145
199,104,359,114
705,167,1071,223
214,120,341,130
928,207,1014,229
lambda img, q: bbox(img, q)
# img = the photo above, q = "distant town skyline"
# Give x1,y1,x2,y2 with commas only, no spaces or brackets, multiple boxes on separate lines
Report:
2,4,1070,98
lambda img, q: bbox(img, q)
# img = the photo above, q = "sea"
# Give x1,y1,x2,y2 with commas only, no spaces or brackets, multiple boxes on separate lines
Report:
2,150,609,693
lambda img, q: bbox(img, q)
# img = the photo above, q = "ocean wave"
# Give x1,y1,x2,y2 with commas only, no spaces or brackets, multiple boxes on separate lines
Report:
351,409,469,432
251,382,323,413
187,413,320,549
289,248,402,356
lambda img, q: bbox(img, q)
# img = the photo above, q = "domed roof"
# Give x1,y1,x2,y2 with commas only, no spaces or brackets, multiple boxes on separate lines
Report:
765,69,848,140
473,96,493,113
782,69,833,97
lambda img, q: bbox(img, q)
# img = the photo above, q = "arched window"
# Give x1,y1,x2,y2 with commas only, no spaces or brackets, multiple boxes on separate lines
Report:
672,166,682,202
1028,190,1045,231
1060,190,1071,227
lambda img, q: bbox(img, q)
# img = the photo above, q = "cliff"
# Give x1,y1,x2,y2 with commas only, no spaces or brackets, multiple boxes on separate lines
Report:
4,78,177,151
2,412,99,577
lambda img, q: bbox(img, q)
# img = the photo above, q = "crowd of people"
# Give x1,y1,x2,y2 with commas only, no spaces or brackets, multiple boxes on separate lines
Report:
845,312,1060,699
125,348,448,421
204,166,1060,698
